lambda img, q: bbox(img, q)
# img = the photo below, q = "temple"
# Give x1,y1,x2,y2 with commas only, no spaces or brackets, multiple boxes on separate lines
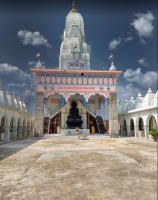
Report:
31,1,122,137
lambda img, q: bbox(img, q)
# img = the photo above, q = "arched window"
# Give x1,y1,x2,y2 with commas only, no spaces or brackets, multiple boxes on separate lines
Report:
139,117,144,131
130,119,134,130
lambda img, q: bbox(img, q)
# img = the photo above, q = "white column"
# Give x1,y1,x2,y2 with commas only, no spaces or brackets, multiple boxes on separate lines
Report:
127,125,131,136
35,92,44,137
12,126,17,140
4,126,9,143
109,93,119,138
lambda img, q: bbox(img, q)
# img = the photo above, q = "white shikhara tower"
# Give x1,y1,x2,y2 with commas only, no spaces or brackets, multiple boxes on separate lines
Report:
59,1,90,70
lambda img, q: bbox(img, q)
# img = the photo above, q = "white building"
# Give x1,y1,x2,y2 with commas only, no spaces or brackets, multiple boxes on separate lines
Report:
0,82,34,143
118,87,158,139
59,1,90,70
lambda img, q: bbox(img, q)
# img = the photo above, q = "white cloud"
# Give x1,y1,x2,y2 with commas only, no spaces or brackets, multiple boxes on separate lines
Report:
108,37,122,50
124,36,134,42
138,58,150,67
118,83,141,101
124,68,157,87
140,38,146,44
131,11,155,38
8,83,27,87
0,63,32,83
18,30,51,47
24,89,35,98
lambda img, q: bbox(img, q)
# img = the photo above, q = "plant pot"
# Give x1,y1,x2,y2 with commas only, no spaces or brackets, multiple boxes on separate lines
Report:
152,137,158,142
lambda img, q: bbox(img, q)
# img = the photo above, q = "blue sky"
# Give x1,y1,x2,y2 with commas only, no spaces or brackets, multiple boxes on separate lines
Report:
0,0,157,113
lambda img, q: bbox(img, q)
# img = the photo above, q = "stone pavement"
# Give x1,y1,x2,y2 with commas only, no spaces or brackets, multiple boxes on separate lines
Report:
0,136,157,200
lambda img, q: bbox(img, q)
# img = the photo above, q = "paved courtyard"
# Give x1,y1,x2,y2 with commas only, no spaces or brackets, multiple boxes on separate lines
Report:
0,135,157,200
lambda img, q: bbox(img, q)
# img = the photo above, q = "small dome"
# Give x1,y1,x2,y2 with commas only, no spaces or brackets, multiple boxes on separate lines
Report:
147,86,153,93
21,100,28,112
12,94,20,109
5,90,15,107
109,62,116,71
138,91,143,97
36,60,42,68
0,82,5,104
130,95,135,100
17,97,24,111
124,98,128,103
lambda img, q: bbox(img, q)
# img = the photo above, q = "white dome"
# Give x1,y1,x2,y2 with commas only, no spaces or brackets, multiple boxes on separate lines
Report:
17,97,24,111
0,82,9,106
36,60,42,68
12,94,20,109
109,62,116,71
143,87,155,107
65,9,84,36
5,90,15,107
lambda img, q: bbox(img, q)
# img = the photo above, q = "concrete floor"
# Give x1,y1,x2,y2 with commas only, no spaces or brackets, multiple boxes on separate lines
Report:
0,136,157,200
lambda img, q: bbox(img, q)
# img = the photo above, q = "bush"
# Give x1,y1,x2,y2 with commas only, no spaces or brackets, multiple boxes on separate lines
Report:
148,128,158,138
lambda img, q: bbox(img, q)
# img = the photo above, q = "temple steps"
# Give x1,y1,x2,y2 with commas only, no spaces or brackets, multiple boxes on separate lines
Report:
96,116,106,134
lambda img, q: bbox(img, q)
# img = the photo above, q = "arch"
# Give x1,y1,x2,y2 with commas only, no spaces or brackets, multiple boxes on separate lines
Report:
0,115,8,126
17,118,22,138
9,117,16,140
123,119,127,135
146,114,157,126
130,118,134,130
138,117,144,131
148,115,157,130
27,120,30,127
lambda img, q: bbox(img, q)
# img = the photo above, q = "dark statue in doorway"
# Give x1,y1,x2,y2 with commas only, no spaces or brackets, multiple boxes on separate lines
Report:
66,101,83,129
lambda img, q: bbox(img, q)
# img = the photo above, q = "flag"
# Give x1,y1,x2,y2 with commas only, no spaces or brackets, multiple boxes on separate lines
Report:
73,43,77,49
36,53,40,57
109,55,113,59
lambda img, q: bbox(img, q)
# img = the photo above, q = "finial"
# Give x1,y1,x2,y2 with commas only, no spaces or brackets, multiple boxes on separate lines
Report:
72,1,76,9
147,86,153,93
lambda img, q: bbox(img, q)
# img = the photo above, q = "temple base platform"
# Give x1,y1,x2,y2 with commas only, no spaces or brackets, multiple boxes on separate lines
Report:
61,129,90,135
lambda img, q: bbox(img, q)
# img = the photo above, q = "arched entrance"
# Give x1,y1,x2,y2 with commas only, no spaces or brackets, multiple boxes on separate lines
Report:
0,117,5,141
124,119,127,136
49,113,60,134
149,116,157,130
10,118,14,139
0,115,9,142
17,118,21,139
22,119,26,138
138,117,144,137
130,119,135,136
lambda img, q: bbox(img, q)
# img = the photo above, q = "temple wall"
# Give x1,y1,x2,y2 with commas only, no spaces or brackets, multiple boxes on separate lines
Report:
118,107,158,139
35,92,44,136
109,93,119,137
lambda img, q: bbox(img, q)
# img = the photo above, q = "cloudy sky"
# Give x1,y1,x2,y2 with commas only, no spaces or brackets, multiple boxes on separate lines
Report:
0,0,157,113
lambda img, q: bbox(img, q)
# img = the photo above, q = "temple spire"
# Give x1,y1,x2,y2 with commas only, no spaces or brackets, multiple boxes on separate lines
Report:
72,1,76,9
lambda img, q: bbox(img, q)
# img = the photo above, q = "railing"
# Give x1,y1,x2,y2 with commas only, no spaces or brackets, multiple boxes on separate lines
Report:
87,109,96,117
49,107,60,118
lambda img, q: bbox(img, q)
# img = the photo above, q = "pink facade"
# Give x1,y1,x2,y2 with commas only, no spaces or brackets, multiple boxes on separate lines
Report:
31,68,122,101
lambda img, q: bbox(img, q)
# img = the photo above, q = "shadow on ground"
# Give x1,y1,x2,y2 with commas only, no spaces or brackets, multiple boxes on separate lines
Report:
0,138,41,161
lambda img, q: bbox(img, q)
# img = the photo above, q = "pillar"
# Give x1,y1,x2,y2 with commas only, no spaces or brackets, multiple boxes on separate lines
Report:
61,96,65,107
144,125,150,139
82,107,87,129
83,97,86,108
35,92,44,137
120,124,124,136
12,126,17,140
4,126,9,143
134,125,139,138
109,93,119,138
23,126,27,138
127,125,131,137
18,126,22,139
